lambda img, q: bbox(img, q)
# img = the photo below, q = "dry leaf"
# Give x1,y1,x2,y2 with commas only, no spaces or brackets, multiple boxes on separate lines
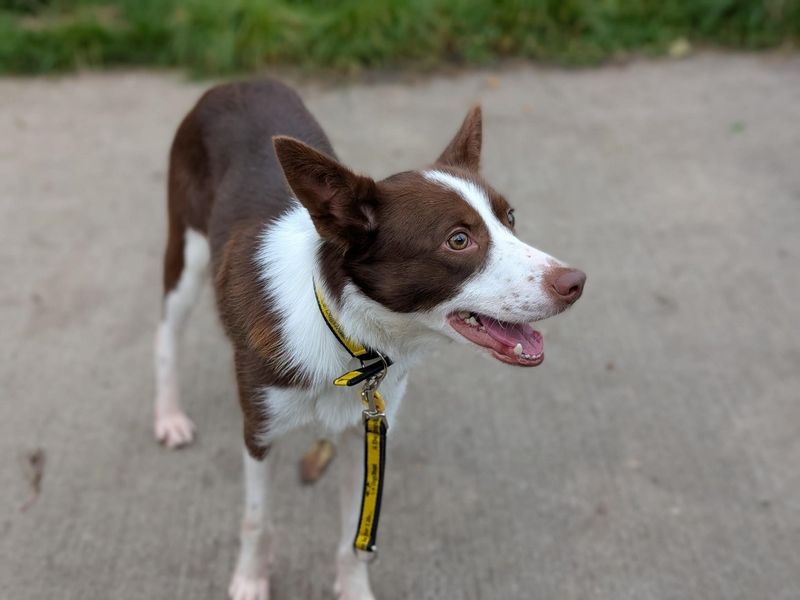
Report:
669,38,691,59
20,448,46,512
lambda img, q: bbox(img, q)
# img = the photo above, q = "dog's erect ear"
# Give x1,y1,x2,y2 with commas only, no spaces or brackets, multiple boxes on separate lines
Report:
436,105,482,171
273,136,377,246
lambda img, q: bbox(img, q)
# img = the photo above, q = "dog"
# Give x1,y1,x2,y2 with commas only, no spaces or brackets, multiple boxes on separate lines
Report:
153,78,585,600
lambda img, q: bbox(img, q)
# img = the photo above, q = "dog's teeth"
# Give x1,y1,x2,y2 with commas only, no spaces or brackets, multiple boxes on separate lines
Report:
513,343,523,356
458,311,470,319
466,316,480,327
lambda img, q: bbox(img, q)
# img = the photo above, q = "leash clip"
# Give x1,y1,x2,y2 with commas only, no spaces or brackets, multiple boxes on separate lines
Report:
360,351,389,421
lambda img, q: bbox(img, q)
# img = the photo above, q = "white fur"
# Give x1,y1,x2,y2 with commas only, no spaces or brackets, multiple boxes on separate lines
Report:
255,205,345,387
253,205,414,442
251,366,407,445
423,170,564,324
230,447,273,600
153,228,210,448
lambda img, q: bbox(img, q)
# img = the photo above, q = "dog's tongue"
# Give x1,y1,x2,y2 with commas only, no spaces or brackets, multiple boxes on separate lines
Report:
481,316,543,356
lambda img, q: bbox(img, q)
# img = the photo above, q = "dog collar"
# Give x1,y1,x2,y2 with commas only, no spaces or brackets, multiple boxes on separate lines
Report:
313,280,393,387
313,279,391,556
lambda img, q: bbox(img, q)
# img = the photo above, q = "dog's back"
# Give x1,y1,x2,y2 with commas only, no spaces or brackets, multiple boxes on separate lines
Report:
166,78,334,269
155,79,335,451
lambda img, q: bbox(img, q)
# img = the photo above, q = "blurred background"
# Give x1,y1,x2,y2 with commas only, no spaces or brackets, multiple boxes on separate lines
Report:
1,2,799,600
0,0,798,74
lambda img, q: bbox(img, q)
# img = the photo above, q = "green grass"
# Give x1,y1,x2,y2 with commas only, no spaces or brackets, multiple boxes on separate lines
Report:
1,0,798,75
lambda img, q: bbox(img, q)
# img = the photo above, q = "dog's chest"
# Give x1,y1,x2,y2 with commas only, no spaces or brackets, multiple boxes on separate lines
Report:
258,365,409,443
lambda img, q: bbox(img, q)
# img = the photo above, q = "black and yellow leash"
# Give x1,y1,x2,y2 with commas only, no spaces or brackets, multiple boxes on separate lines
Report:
354,382,388,556
314,280,391,556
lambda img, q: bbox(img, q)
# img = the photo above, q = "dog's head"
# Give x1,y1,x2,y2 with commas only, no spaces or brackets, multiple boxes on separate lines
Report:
273,106,585,366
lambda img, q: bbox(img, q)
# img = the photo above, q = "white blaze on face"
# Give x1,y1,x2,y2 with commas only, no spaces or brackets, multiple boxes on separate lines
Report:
423,170,562,323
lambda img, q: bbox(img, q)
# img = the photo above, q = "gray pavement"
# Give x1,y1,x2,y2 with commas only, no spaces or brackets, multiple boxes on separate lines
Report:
1,54,799,600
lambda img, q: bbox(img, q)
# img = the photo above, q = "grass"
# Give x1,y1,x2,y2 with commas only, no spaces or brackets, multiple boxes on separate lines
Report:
0,0,798,75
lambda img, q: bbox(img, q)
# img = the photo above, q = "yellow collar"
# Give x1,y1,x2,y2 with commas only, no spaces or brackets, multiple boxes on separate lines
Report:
313,280,393,387
314,282,371,358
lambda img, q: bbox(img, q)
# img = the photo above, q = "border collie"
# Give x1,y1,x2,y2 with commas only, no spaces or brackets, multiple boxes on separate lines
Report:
153,78,585,600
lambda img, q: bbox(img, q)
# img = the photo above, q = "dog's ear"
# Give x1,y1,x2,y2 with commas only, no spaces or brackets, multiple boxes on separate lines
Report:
436,105,482,171
273,136,377,247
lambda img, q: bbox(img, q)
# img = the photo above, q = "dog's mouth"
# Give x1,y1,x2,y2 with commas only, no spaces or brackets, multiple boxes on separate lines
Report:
447,311,544,367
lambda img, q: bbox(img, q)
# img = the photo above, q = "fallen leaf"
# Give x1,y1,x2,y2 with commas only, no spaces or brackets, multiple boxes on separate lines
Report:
20,448,46,512
669,38,691,59
730,121,746,134
485,76,501,89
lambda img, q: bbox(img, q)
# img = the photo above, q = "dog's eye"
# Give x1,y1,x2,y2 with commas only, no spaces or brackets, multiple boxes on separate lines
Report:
507,209,515,227
447,231,471,251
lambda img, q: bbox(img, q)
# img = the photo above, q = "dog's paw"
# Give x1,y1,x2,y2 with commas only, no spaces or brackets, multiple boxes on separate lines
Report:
228,573,269,600
154,410,195,448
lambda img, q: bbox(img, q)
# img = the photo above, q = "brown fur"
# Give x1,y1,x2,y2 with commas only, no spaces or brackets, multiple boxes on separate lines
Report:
437,105,482,171
165,79,333,456
163,78,497,457
322,171,492,312
275,108,509,313
273,136,378,250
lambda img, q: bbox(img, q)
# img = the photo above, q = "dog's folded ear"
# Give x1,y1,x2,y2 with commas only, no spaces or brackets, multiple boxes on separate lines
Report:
273,136,377,247
436,105,482,172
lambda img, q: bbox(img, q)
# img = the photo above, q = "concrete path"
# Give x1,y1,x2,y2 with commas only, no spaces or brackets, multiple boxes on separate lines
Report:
2,54,799,600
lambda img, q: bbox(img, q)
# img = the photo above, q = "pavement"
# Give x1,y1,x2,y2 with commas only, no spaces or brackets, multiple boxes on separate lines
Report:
1,54,799,600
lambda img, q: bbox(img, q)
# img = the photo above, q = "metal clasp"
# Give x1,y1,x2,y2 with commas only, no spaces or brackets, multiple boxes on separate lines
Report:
360,352,389,431
360,351,388,417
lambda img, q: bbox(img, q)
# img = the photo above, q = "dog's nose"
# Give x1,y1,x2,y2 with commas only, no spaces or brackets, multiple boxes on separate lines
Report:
551,268,586,303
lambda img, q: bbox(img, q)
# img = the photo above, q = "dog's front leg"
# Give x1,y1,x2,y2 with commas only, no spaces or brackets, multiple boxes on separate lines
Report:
334,426,376,600
229,446,274,600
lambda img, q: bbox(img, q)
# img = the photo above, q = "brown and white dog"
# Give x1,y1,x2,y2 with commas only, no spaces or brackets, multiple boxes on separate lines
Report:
154,78,585,600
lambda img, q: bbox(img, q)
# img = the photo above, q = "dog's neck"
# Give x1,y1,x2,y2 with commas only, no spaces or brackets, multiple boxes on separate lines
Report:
255,204,435,387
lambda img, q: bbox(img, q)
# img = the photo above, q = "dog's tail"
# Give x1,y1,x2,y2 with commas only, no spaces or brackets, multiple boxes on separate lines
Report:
299,438,335,484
